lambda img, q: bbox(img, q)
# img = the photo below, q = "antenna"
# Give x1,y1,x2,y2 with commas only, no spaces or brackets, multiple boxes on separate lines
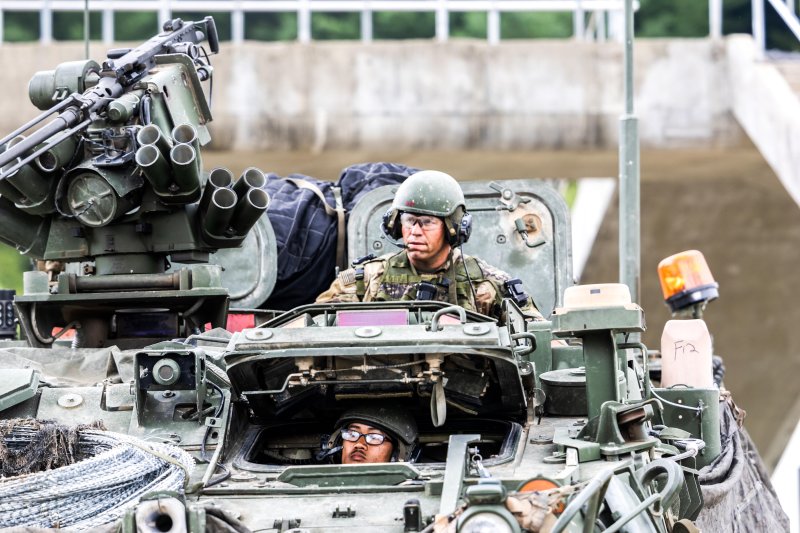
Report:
619,0,640,304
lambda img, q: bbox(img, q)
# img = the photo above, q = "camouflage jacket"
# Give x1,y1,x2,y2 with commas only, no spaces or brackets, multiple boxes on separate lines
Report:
316,249,542,321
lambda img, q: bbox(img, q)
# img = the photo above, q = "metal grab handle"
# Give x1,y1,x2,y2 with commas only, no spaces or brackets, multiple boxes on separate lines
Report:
429,305,467,332
635,458,685,512
511,332,537,356
514,218,545,248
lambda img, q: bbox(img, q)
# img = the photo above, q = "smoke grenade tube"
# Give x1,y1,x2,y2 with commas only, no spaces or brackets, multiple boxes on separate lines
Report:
203,187,237,237
171,123,199,149
172,123,203,174
200,167,233,212
169,143,201,194
230,187,270,235
232,167,266,198
0,177,25,203
2,136,51,205
137,124,172,157
0,197,49,256
35,135,77,173
136,144,172,193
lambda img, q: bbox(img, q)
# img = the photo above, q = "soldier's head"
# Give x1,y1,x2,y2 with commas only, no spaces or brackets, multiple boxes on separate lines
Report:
330,405,418,464
382,171,472,271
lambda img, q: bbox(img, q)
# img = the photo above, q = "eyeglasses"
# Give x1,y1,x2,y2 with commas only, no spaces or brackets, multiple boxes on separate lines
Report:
400,213,443,231
341,428,388,446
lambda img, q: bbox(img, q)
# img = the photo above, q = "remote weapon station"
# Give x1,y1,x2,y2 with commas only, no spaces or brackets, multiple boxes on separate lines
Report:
0,4,786,533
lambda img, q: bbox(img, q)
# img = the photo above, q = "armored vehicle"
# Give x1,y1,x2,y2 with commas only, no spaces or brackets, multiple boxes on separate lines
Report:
0,5,788,533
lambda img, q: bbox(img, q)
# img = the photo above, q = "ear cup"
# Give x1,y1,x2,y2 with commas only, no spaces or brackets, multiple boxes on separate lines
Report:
381,208,402,239
459,212,472,245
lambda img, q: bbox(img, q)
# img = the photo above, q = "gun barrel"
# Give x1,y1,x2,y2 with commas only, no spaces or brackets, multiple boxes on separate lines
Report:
0,108,79,171
230,187,270,235
203,187,237,237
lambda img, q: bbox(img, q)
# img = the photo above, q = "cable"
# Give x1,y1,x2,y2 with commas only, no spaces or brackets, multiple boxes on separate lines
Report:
458,244,478,304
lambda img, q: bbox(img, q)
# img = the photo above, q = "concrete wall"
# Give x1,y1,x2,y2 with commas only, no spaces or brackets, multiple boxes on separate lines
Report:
0,38,744,151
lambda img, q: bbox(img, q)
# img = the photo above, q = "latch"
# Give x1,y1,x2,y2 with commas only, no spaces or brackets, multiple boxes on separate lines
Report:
332,505,356,518
489,181,531,212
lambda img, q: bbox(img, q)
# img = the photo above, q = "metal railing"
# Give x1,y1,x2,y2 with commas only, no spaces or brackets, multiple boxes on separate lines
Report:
710,0,800,56
754,0,800,55
0,0,632,45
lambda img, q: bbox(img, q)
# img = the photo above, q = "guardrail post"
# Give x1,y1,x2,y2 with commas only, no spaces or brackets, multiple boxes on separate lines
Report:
573,1,585,40
102,9,114,44
361,8,373,43
158,3,170,26
232,8,244,43
709,0,723,38
298,0,311,43
753,0,766,57
41,0,52,45
436,0,449,42
488,7,500,44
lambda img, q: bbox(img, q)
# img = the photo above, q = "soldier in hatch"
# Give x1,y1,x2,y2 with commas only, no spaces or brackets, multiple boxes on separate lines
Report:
316,170,541,321
321,405,418,464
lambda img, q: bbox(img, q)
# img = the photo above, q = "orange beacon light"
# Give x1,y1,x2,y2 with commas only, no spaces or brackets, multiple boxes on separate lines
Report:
657,250,719,314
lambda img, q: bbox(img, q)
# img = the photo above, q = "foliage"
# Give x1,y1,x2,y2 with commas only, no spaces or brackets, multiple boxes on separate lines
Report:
113,11,158,41
3,12,38,42
312,12,360,40
245,13,297,41
53,11,102,41
0,246,27,294
501,12,573,39
450,12,487,39
374,12,435,40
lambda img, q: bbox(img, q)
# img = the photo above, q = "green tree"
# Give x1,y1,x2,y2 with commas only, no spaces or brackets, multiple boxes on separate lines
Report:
450,12,487,39
245,12,297,41
500,12,572,39
114,11,158,41
312,13,360,40
374,11,435,39
0,246,27,294
4,12,38,42
52,11,102,41
636,0,708,37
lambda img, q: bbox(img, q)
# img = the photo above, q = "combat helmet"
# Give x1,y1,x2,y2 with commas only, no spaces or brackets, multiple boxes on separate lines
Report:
327,404,418,462
382,170,472,246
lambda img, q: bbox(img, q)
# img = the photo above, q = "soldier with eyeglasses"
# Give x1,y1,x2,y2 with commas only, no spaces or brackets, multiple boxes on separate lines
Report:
316,170,541,321
319,405,418,464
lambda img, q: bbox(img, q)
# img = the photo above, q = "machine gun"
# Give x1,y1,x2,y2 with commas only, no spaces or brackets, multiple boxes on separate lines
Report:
0,17,270,348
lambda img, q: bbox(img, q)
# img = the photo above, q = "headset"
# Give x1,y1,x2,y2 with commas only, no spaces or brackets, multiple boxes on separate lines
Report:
382,207,472,247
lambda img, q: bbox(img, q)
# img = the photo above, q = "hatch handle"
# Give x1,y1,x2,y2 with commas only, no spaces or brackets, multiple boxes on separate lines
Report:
429,305,467,332
511,332,537,357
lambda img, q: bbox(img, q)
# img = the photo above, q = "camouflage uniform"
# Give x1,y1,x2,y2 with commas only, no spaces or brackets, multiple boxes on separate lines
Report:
316,248,542,321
